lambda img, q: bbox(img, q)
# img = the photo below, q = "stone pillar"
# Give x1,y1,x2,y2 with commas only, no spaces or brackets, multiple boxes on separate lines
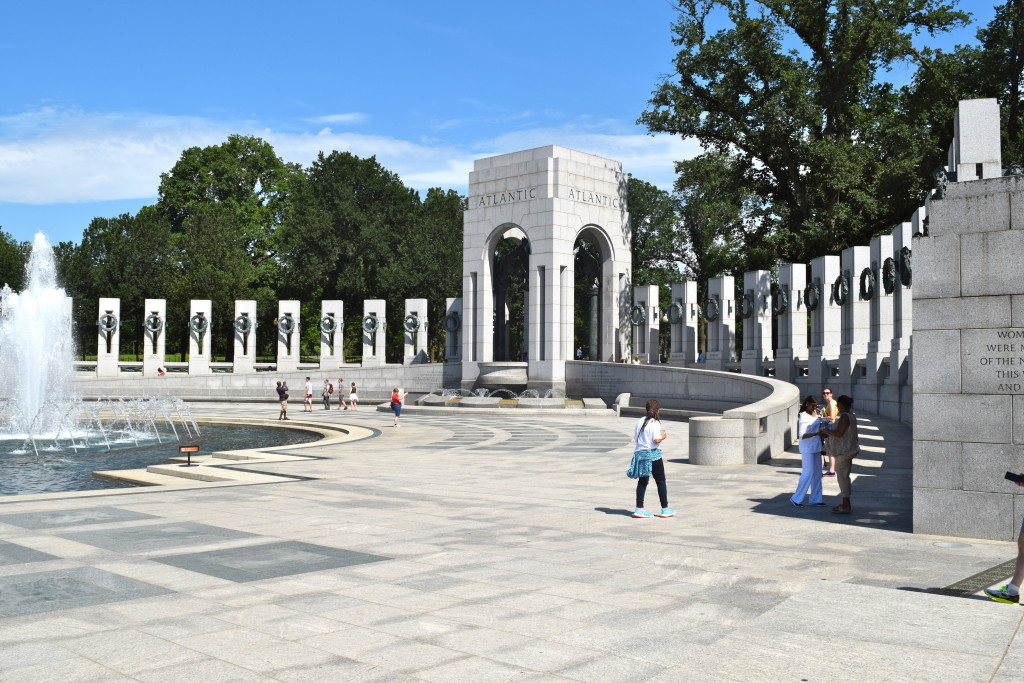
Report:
362,299,386,366
879,220,915,420
142,299,166,377
187,300,212,375
775,264,807,384
861,234,895,413
276,300,300,373
445,297,462,362
96,297,121,377
669,281,699,366
705,276,735,371
631,285,660,363
319,300,344,369
837,246,871,396
233,300,256,374
404,298,428,364
740,270,772,376
807,255,841,389
913,105,1022,540
951,98,1002,181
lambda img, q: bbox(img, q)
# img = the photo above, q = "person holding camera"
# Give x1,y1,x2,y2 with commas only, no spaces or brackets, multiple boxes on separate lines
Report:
985,472,1024,605
822,394,859,514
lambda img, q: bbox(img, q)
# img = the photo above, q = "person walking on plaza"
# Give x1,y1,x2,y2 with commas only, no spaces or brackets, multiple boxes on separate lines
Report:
627,399,675,518
336,378,348,410
303,377,313,412
823,394,859,514
985,472,1024,604
821,387,838,477
791,395,826,507
321,379,332,410
276,381,289,420
390,387,407,428
348,382,358,410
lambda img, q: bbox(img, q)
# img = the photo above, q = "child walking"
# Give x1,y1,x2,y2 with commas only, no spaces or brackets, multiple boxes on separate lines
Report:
627,399,675,518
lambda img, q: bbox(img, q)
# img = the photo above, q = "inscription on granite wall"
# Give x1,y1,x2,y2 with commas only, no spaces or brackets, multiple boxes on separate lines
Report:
962,328,1024,393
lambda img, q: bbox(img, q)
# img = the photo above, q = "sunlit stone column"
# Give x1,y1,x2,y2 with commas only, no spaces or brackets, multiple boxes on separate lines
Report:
863,233,894,413
96,297,121,378
362,299,386,366
740,270,772,376
142,299,166,377
188,299,212,375
632,285,660,363
838,245,871,396
669,281,698,366
404,298,428,364
774,264,807,384
233,300,256,374
276,300,300,373
319,300,344,370
808,255,840,389
705,276,735,371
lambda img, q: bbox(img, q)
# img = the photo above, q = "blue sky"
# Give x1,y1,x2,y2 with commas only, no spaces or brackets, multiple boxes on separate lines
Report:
0,1,994,245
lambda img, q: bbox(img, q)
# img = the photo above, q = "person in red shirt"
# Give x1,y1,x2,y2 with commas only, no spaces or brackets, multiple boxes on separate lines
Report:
390,387,407,428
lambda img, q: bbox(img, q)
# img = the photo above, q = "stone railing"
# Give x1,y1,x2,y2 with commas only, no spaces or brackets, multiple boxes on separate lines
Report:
565,361,799,464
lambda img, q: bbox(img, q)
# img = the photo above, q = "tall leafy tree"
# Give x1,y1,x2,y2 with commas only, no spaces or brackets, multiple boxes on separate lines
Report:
279,151,422,360
907,0,1024,167
640,0,969,262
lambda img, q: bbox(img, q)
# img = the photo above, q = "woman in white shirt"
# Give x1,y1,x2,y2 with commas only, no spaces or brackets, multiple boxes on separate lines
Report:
791,395,826,507
627,399,674,518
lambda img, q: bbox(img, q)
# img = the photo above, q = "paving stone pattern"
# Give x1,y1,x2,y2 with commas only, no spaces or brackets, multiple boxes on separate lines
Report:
0,402,1020,682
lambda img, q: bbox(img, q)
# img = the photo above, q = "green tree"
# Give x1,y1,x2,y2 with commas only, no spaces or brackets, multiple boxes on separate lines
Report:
58,208,175,359
640,0,969,262
627,176,686,359
907,0,1024,167
279,151,422,360
0,230,27,292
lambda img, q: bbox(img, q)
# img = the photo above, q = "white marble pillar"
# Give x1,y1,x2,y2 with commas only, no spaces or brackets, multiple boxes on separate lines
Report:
404,298,428,364
808,255,841,389
669,281,699,366
865,234,895,397
838,245,871,393
740,270,772,376
705,276,735,371
276,300,300,373
319,300,344,369
233,300,256,374
445,297,462,362
187,300,212,375
362,299,386,366
142,299,166,377
96,298,121,377
631,285,660,363
891,215,916,382
774,264,808,384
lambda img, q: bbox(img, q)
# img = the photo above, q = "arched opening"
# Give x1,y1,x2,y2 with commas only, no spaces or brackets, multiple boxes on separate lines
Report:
573,234,602,360
492,235,530,362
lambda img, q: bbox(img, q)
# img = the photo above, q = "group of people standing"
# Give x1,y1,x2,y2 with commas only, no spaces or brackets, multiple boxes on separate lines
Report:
626,387,862,520
791,387,860,514
274,378,359,420
273,379,408,427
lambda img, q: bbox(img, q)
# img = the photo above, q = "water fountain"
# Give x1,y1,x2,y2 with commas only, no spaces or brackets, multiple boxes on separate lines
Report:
0,233,75,436
0,234,203,456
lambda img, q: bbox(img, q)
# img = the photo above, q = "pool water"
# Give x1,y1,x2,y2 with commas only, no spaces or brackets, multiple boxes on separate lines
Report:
0,425,323,496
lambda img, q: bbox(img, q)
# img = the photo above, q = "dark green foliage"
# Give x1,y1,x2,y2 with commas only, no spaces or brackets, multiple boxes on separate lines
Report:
640,0,970,262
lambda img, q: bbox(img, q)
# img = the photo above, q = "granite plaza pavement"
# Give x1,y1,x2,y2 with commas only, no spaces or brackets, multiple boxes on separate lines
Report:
0,402,1022,682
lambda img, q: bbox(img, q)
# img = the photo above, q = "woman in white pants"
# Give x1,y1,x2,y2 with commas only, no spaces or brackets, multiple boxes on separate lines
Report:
791,395,826,507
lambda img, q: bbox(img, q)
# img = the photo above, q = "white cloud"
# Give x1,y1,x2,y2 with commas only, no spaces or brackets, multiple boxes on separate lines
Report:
0,107,700,204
